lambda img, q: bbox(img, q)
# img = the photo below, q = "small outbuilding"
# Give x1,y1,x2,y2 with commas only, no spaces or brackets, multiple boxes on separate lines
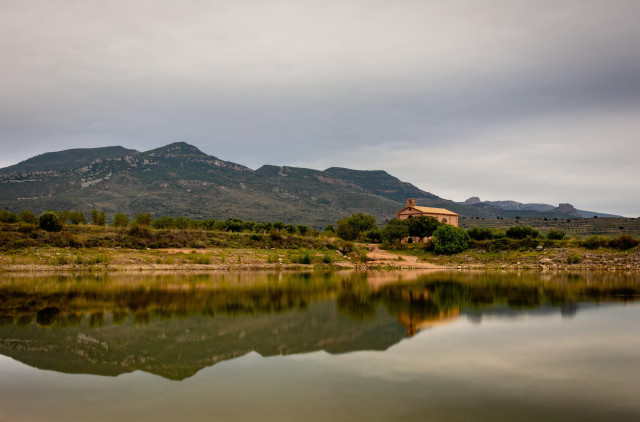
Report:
396,198,459,227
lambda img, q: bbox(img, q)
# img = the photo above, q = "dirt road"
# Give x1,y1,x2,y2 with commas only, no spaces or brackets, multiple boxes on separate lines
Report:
366,244,446,269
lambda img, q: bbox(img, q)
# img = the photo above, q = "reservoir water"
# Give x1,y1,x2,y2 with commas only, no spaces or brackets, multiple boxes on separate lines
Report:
1,270,639,421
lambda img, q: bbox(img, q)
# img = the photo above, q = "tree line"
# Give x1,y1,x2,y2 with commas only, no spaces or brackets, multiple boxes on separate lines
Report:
0,209,320,237
2,208,638,254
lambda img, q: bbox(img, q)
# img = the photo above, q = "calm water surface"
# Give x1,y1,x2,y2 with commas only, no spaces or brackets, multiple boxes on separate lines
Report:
1,270,639,421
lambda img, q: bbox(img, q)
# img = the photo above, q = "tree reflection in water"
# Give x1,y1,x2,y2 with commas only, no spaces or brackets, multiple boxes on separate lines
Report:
0,271,638,380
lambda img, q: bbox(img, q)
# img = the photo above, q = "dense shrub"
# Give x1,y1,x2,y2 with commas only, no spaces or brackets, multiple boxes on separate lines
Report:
467,226,493,240
506,225,540,239
432,225,470,255
582,235,608,250
365,229,382,243
39,212,62,232
129,224,152,239
300,252,312,264
63,232,85,248
269,228,283,241
546,229,566,240
608,234,639,250
567,252,582,264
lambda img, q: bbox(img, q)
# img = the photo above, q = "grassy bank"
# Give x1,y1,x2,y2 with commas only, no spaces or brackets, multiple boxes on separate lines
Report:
0,222,371,272
0,245,360,272
381,244,640,271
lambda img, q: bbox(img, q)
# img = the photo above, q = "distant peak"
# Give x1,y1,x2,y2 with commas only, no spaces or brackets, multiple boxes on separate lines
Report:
324,167,389,175
145,142,207,156
464,197,482,205
556,203,577,213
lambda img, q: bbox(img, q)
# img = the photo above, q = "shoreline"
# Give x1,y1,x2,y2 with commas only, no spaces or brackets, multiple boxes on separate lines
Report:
1,244,639,273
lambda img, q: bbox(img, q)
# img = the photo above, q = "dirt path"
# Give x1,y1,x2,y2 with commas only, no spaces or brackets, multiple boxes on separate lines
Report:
366,244,447,269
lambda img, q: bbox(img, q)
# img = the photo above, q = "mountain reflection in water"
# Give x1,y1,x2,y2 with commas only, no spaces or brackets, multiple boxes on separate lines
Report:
0,271,639,380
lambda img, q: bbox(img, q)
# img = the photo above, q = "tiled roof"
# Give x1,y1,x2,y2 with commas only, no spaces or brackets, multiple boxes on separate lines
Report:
399,206,458,216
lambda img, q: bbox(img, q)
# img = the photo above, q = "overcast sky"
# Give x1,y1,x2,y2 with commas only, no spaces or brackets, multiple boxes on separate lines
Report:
1,0,639,215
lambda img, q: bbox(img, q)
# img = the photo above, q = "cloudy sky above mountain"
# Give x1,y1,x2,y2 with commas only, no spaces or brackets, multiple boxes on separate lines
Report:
1,0,639,215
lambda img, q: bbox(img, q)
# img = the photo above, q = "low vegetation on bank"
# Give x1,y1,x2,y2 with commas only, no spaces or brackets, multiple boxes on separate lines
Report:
0,208,639,271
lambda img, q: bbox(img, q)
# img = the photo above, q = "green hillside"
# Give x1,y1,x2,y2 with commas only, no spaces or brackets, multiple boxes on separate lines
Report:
0,142,586,226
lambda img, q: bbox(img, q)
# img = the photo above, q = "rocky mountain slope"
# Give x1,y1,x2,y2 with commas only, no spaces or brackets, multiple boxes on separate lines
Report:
0,142,598,226
463,197,621,218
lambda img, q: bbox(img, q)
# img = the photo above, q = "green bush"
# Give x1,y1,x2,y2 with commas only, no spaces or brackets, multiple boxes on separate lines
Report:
506,225,540,239
582,235,608,249
300,252,312,264
492,229,506,239
467,226,493,240
0,210,18,223
291,251,312,264
567,252,582,264
18,210,38,224
39,212,62,232
546,229,566,240
90,254,109,265
433,225,470,255
269,228,282,241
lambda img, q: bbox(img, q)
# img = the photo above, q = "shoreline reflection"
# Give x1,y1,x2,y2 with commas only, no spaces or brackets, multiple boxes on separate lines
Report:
1,271,639,380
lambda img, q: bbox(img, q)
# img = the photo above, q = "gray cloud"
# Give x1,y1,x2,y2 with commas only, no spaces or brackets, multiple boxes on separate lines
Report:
1,0,639,215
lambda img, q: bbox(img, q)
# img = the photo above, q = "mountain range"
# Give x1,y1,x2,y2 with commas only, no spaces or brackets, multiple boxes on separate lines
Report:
462,197,621,219
0,142,614,226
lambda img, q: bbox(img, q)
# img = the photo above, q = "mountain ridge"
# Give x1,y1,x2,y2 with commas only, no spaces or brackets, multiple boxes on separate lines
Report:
463,197,622,218
0,142,612,225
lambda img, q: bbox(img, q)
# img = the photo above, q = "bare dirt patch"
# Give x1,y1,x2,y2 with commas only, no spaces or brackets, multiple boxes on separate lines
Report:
366,244,447,269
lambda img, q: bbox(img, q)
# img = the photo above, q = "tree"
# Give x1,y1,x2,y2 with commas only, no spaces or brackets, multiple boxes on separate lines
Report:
432,225,470,255
18,209,38,224
134,213,152,227
68,211,87,225
91,209,107,226
39,211,62,232
381,219,409,244
56,211,71,224
0,210,18,223
336,213,376,241
112,213,130,228
407,216,441,237
151,216,175,229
